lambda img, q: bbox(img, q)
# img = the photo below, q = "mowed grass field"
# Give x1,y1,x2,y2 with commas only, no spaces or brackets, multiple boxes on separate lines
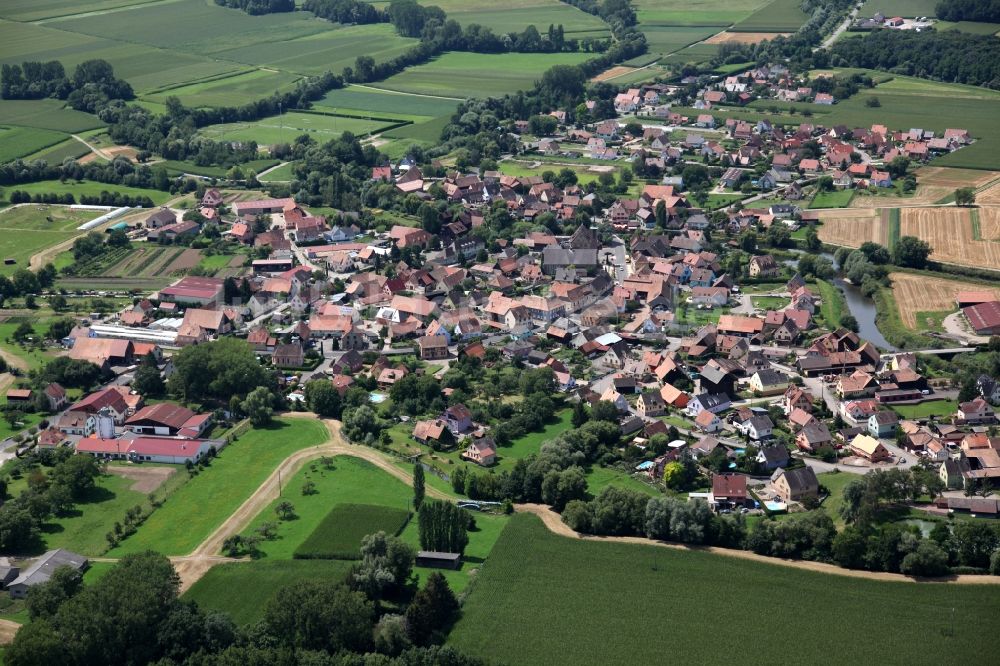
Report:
316,85,460,119
450,514,1000,665
375,52,594,98
144,69,303,108
0,0,165,21
641,25,721,56
0,205,103,274
108,418,329,556
184,559,355,626
197,112,396,145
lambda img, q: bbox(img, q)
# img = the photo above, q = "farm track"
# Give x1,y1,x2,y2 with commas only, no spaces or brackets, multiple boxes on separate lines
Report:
515,504,1000,585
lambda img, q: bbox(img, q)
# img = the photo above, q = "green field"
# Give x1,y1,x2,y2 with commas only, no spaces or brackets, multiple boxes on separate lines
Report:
860,0,940,18
731,0,810,32
144,69,302,108
0,205,103,275
0,99,103,134
936,20,1000,35
584,465,660,496
809,189,855,209
198,112,396,145
376,52,593,98
0,126,70,163
316,85,460,119
184,559,354,626
211,23,419,77
157,158,279,178
1,180,172,206
108,418,329,556
6,472,146,556
450,514,1000,665
0,0,169,22
257,161,297,182
890,399,958,420
294,503,411,560
633,0,766,26
410,0,610,34
642,25,723,56
22,136,91,163
0,17,249,96
238,454,414,560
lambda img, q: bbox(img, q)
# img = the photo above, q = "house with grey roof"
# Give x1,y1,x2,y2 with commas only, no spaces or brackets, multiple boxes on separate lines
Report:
8,549,88,599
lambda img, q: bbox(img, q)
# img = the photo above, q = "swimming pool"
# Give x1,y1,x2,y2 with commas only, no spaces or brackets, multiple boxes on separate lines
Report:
369,392,387,404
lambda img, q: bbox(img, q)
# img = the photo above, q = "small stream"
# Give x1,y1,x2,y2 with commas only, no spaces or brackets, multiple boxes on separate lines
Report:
784,251,898,352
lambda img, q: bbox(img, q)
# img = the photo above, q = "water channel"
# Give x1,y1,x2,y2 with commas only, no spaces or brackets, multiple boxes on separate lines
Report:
785,250,898,352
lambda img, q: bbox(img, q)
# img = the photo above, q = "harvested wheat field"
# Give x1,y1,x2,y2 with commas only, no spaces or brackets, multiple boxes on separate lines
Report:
977,180,1000,204
162,248,203,274
889,272,1000,328
704,31,790,44
816,208,886,248
853,167,1000,207
900,207,1000,271
591,66,636,82
979,207,1000,240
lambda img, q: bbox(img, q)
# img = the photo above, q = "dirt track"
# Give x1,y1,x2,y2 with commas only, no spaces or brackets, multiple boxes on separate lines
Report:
106,465,175,493
515,504,1000,585
171,415,447,592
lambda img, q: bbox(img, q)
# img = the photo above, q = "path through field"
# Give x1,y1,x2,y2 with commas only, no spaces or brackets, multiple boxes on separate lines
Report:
515,504,1000,585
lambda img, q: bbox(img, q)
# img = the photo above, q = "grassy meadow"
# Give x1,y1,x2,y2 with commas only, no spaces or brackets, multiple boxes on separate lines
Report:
184,559,355,626
450,514,1000,665
731,0,810,32
0,205,103,274
0,180,173,206
197,112,396,145
108,418,329,556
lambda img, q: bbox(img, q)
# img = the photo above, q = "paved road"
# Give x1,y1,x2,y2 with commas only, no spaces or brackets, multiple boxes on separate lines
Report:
820,4,861,49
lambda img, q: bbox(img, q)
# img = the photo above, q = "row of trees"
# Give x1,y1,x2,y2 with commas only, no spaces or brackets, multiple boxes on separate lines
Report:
0,59,133,112
7,544,472,665
214,0,295,14
935,0,1000,22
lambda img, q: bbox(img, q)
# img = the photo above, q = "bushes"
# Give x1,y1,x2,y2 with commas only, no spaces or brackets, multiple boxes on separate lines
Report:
294,504,410,560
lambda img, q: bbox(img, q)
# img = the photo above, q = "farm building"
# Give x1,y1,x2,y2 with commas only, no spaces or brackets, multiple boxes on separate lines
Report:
8,549,88,599
415,551,461,570
76,435,223,465
125,403,211,438
233,198,295,216
962,301,1000,335
158,276,225,307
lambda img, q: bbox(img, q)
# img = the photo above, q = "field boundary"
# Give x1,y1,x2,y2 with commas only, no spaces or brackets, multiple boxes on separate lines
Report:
516,504,1000,584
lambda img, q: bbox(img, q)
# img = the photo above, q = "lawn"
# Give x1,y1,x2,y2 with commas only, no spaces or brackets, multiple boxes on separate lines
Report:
0,180,172,206
0,206,105,275
430,409,575,473
584,465,660,497
751,295,790,310
449,514,1000,665
238,454,415,560
889,400,958,420
815,470,857,527
27,473,145,556
375,52,594,98
183,559,355,626
0,317,62,371
257,161,297,182
815,279,846,328
809,189,855,209
108,418,329,556
294,503,411,560
197,112,396,145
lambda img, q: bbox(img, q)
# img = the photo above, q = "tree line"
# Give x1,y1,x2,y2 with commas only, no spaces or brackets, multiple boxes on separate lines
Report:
0,59,133,112
6,190,155,207
6,540,478,665
214,0,295,14
935,0,1000,22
